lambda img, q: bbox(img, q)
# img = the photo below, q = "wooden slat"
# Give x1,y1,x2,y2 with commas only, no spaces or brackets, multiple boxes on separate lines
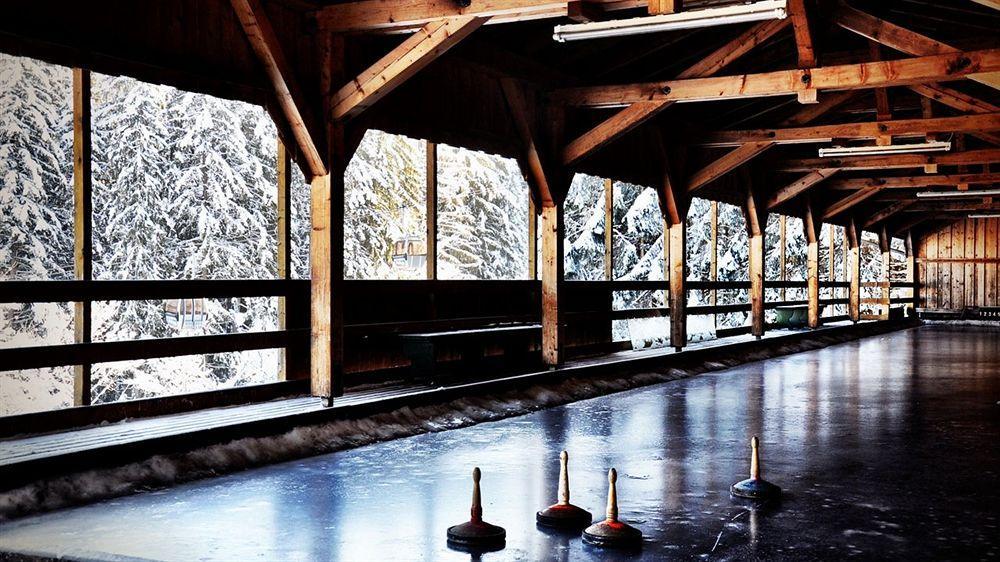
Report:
231,0,325,177
72,68,93,407
556,49,1000,108
697,113,1000,148
777,148,1000,172
331,16,486,121
767,168,839,209
0,331,302,372
561,18,790,165
427,142,438,280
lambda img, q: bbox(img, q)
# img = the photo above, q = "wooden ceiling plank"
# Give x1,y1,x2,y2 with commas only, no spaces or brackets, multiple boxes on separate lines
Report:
231,0,326,177
697,113,1000,147
331,16,487,121
561,18,791,166
556,48,1000,107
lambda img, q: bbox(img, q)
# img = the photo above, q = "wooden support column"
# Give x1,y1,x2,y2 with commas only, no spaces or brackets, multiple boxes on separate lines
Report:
905,231,919,310
426,142,438,280
72,68,92,407
528,190,537,280
804,200,821,328
846,219,862,323
541,203,565,365
277,139,292,380
604,178,613,280
744,171,768,339
828,223,836,282
653,134,689,351
779,214,787,301
879,227,891,319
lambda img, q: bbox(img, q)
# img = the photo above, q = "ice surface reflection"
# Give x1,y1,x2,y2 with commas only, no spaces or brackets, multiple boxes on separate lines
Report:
0,325,998,560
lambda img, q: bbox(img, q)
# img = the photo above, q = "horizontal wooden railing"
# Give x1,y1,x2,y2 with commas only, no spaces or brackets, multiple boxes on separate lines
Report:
0,279,310,374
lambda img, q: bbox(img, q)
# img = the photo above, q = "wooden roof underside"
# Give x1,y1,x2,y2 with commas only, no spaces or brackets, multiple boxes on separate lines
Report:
0,0,998,239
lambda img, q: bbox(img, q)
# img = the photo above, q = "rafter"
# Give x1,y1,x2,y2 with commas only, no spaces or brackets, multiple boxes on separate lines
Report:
767,168,840,209
787,0,816,69
686,91,855,193
832,2,999,91
502,78,564,206
826,172,1000,190
908,83,1000,146
556,49,1000,107
776,148,1000,172
821,186,885,220
863,200,916,228
231,0,325,177
331,16,486,121
697,113,1000,147
561,18,790,166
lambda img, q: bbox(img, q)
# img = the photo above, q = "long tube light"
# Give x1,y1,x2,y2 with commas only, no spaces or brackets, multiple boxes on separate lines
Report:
968,213,1000,218
915,189,1000,199
818,141,952,158
552,0,787,42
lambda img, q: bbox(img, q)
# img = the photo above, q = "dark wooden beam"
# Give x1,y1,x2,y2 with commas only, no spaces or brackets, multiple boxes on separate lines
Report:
767,168,840,209
825,172,1000,190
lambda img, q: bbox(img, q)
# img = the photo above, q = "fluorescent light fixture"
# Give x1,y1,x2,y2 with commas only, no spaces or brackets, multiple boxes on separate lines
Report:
916,189,1000,199
818,141,952,158
968,213,1000,218
552,0,787,42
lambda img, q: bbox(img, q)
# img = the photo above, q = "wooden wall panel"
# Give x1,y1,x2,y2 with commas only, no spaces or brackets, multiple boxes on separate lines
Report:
917,218,1000,309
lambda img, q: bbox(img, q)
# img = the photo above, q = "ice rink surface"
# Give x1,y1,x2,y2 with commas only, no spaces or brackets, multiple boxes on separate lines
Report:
1,325,998,561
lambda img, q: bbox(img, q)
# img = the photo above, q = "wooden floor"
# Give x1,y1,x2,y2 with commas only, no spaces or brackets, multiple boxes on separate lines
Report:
0,320,898,493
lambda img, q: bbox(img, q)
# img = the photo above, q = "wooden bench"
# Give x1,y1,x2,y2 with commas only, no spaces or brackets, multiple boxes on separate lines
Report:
773,305,817,327
399,323,541,383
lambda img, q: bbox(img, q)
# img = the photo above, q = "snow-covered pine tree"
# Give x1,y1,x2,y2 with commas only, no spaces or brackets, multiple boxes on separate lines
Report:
564,173,605,281
437,144,528,280
0,54,74,333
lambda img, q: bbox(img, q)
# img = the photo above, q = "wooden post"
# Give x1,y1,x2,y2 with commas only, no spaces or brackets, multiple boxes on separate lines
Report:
648,0,681,14
744,173,768,339
847,219,861,323
804,201,820,328
828,223,836,282
528,190,537,280
779,214,787,302
668,221,686,351
905,231,918,310
72,68,92,407
709,201,718,328
604,178,614,280
426,142,438,280
879,227,891,320
277,139,292,380
541,202,565,366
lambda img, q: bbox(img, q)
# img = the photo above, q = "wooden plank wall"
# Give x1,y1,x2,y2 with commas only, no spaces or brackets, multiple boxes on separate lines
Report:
917,218,1000,309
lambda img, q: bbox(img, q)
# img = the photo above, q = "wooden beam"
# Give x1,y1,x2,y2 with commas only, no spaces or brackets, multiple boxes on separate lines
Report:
648,0,681,14
776,148,1000,172
568,0,603,22
556,48,1000,108
803,199,821,328
331,16,486,121
821,186,886,220
502,78,565,206
869,41,892,146
767,168,839,209
846,218,861,322
72,68,92,407
604,178,613,280
277,139,292,380
652,135,689,351
541,203,565,366
697,113,1000,148
909,83,1000,146
686,91,855,193
879,226,891,319
318,0,611,33
833,2,1000,92
231,0,326,177
426,142,438,280
787,0,816,69
863,200,917,228
743,172,768,338
561,18,790,165
825,172,1000,190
